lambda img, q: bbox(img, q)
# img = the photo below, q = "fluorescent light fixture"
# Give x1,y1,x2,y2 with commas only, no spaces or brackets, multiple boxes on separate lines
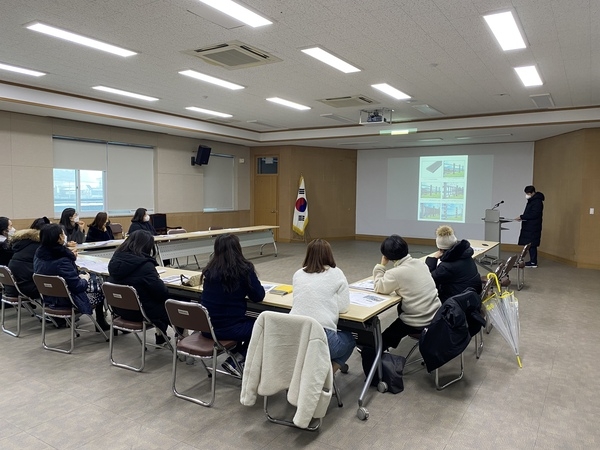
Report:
186,106,232,118
197,0,272,27
92,86,158,101
179,70,244,90
0,62,46,77
380,128,417,135
457,133,513,140
371,83,411,100
26,22,136,57
456,136,472,140
418,138,443,142
266,97,311,110
320,113,355,123
301,47,360,73
483,11,526,51
514,65,543,86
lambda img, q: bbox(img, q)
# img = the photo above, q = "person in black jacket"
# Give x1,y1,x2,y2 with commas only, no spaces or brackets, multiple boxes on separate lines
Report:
425,225,482,303
86,212,114,242
5,217,50,299
0,216,15,266
33,223,109,330
127,208,157,236
107,230,172,344
59,208,86,244
516,185,545,268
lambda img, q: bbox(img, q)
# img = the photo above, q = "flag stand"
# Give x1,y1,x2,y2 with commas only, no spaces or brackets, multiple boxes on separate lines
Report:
291,227,310,244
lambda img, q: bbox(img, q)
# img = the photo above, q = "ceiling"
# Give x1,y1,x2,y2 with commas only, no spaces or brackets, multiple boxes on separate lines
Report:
1,0,599,149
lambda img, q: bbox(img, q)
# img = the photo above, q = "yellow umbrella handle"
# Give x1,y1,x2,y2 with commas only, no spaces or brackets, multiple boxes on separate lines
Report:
486,272,502,292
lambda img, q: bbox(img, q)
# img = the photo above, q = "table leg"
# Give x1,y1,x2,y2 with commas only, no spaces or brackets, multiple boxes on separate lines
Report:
356,317,383,420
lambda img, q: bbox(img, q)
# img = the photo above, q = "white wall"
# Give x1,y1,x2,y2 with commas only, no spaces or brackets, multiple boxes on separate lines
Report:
356,143,534,244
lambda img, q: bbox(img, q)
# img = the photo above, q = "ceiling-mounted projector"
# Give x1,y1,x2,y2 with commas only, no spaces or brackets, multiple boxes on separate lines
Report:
359,108,393,125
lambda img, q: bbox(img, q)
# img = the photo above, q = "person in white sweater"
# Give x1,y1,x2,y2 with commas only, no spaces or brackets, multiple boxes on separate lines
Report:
373,235,441,350
291,239,355,372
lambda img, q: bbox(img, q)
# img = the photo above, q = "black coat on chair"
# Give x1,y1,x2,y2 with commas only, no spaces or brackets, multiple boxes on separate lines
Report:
419,288,486,372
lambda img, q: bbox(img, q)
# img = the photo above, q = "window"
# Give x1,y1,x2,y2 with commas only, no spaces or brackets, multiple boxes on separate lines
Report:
53,169,105,217
53,137,154,217
257,156,278,174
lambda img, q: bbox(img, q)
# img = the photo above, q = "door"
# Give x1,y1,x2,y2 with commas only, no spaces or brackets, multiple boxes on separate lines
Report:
254,173,278,241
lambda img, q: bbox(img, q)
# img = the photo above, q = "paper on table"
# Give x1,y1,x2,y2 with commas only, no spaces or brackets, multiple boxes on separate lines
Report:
349,279,375,292
161,275,182,285
156,269,166,274
472,247,485,252
77,260,109,274
262,283,277,293
349,291,388,307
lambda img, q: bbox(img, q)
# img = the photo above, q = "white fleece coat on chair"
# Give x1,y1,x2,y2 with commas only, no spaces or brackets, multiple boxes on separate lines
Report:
240,311,333,429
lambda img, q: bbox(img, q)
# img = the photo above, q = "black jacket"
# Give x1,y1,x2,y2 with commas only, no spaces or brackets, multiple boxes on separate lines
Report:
33,244,91,313
107,251,169,331
425,240,482,303
518,192,545,246
86,225,114,242
128,221,157,236
5,229,41,299
0,238,13,266
64,224,86,244
419,288,486,372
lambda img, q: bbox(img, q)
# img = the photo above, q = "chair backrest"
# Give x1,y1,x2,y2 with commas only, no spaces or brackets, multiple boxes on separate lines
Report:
165,299,213,337
33,274,75,306
110,223,123,237
0,265,17,288
518,243,531,262
501,255,518,278
102,282,152,321
167,228,187,235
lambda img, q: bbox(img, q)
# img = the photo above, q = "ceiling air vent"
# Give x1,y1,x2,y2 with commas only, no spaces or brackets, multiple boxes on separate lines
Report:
317,95,379,108
183,40,282,70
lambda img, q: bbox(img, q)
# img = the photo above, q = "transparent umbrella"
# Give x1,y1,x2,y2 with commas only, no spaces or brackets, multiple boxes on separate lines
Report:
482,273,522,368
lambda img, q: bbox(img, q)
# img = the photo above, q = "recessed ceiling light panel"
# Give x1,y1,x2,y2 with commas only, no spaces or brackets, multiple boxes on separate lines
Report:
197,0,272,27
483,11,527,51
179,70,244,90
92,86,158,101
514,65,543,86
301,47,361,73
186,106,233,118
0,62,46,77
371,83,411,100
266,97,311,110
26,22,137,57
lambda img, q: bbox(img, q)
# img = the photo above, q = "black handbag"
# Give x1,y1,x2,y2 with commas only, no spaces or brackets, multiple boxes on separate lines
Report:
361,347,406,394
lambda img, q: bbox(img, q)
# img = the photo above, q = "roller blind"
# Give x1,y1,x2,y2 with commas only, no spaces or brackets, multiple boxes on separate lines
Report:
203,154,234,212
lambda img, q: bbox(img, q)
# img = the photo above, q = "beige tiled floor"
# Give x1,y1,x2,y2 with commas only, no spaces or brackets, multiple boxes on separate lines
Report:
1,240,599,449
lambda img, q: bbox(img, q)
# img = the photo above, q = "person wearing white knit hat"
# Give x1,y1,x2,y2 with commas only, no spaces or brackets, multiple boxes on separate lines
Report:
425,225,482,303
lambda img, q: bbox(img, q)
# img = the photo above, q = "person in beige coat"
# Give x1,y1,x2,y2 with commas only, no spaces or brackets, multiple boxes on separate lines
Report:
373,234,441,350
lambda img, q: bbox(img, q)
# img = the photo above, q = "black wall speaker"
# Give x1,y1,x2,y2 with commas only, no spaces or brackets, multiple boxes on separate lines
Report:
192,145,211,166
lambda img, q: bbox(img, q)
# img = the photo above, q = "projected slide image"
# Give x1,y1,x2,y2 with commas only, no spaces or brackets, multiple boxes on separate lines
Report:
441,203,464,222
442,181,464,200
420,202,441,220
420,182,442,199
443,159,466,177
418,155,468,222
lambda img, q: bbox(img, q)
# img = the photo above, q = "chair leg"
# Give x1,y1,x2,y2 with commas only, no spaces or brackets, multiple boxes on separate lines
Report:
435,352,464,390
109,323,147,372
475,330,484,359
1,299,22,337
517,265,524,291
263,396,321,431
172,347,217,407
332,374,343,407
42,306,76,354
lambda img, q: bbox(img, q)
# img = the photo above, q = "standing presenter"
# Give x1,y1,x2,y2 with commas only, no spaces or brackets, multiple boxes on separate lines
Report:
515,185,545,268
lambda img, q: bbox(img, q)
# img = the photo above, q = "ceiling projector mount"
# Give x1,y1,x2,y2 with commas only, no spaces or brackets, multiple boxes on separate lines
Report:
359,108,393,125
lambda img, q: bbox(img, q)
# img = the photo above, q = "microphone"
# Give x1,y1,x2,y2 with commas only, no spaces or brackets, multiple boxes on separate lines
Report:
492,200,504,210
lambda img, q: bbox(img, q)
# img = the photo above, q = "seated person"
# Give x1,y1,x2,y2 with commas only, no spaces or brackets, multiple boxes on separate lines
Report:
291,239,355,373
201,234,265,376
128,208,156,236
425,225,482,303
86,212,115,242
107,230,172,344
0,216,15,266
33,223,108,330
5,217,50,299
373,235,441,351
59,208,86,244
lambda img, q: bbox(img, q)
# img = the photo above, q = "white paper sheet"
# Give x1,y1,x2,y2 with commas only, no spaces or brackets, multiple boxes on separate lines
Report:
349,279,375,292
349,291,388,307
